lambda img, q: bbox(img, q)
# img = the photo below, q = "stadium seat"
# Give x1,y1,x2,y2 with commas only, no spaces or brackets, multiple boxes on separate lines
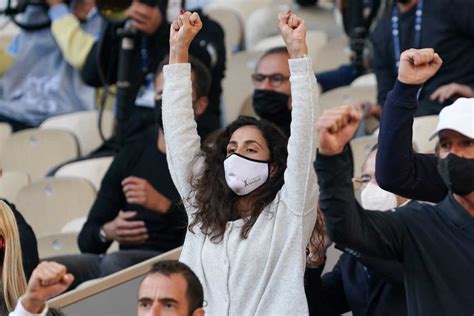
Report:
350,135,378,178
320,86,377,111
0,170,30,204
222,51,262,124
204,5,244,55
15,177,96,237
412,115,439,153
252,30,328,69
40,110,114,156
238,94,257,118
0,128,79,180
314,36,350,73
54,156,114,191
351,73,377,88
37,232,81,259
0,122,12,157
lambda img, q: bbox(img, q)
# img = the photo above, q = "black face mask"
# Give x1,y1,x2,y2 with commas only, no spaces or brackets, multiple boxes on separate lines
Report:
252,89,291,136
154,99,163,130
437,154,474,196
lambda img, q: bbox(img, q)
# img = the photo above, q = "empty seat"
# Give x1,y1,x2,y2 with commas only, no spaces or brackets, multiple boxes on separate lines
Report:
40,110,114,156
0,122,12,157
320,86,377,111
0,170,30,204
222,51,262,124
412,115,439,153
314,36,350,73
0,128,79,180
37,232,81,259
54,156,114,191
351,73,377,88
204,6,244,55
15,177,96,237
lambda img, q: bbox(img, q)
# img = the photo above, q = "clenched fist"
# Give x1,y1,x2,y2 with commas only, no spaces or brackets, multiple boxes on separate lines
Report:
397,48,443,85
317,105,362,156
278,10,308,59
169,11,203,64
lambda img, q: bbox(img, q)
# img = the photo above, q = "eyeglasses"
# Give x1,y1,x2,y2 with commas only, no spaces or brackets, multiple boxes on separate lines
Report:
352,174,372,190
251,73,290,87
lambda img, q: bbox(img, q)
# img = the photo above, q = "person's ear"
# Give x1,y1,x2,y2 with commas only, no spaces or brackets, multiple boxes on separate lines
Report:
194,96,209,117
191,307,205,316
269,162,279,177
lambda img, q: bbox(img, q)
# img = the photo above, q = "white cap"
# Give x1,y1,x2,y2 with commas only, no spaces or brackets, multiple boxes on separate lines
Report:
430,98,474,140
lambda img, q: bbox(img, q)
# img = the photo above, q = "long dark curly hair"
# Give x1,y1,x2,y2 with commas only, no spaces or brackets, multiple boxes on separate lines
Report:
188,116,289,243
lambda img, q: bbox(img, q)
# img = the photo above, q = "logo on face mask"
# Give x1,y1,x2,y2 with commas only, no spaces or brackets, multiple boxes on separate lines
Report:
224,153,269,196
243,176,263,187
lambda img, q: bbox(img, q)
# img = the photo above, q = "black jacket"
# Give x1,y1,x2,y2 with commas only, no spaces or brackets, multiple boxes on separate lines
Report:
371,0,474,115
316,148,474,315
81,5,224,141
1,199,39,280
305,251,406,316
78,129,187,254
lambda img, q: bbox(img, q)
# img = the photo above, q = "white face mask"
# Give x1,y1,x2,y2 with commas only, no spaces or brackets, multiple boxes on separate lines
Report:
361,181,398,211
224,153,269,196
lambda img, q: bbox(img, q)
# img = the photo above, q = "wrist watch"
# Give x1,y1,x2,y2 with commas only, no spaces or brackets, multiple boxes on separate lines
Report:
99,227,109,243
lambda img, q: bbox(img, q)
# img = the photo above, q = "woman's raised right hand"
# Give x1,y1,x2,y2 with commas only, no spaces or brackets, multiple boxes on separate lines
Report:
169,11,203,64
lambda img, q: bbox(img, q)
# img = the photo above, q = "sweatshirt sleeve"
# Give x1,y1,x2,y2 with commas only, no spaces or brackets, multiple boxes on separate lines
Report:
376,80,448,203
281,57,320,217
162,63,205,213
48,4,97,69
317,147,407,260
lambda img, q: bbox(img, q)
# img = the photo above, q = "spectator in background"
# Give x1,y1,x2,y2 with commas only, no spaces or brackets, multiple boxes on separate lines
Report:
0,200,37,314
164,11,319,315
315,49,474,314
50,56,211,289
251,46,293,136
75,0,225,146
430,83,474,104
375,48,472,203
0,0,102,131
305,146,408,316
370,0,474,117
8,260,203,316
